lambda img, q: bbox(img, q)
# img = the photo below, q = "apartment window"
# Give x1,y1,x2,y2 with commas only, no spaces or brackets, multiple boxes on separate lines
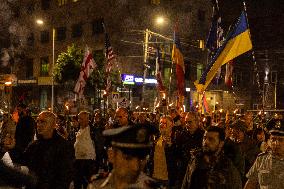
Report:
27,33,34,46
92,19,104,34
40,31,49,43
40,57,49,76
271,71,278,83
26,58,34,79
27,3,35,14
233,72,243,87
58,0,68,6
56,27,66,41
197,63,203,80
198,9,205,22
72,23,83,38
150,0,160,5
41,0,51,10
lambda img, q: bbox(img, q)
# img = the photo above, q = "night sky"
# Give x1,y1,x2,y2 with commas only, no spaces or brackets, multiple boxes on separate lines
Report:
218,0,284,50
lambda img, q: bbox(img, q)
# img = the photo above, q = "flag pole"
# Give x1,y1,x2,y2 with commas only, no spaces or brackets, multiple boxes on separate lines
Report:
243,1,262,108
168,56,173,105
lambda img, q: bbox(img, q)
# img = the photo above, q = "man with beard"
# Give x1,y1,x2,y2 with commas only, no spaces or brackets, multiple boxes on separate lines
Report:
181,126,242,189
244,119,284,189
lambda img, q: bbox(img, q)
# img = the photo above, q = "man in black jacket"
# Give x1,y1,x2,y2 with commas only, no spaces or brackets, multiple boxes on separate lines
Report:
182,126,242,189
8,111,75,189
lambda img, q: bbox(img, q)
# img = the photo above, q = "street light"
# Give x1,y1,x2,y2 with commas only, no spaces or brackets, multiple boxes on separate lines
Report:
36,19,55,112
141,16,169,106
156,16,165,25
36,19,44,25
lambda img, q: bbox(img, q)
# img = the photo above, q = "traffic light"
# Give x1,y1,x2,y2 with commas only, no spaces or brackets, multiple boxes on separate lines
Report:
4,86,12,94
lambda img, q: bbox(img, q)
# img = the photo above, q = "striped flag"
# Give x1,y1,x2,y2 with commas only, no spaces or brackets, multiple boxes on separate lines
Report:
172,27,185,97
156,47,165,92
225,60,234,87
74,49,97,98
105,32,116,95
202,92,210,113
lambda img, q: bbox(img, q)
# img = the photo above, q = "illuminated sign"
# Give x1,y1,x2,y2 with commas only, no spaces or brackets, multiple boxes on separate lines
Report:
134,78,143,83
121,74,157,85
121,74,135,85
145,78,157,84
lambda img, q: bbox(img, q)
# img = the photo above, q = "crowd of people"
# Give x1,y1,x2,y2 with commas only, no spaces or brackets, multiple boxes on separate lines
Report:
0,103,283,189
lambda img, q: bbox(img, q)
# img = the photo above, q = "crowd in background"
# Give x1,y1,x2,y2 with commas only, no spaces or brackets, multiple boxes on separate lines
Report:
0,103,283,188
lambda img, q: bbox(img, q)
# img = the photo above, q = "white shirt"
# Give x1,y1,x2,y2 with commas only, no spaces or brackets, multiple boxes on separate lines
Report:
74,126,96,160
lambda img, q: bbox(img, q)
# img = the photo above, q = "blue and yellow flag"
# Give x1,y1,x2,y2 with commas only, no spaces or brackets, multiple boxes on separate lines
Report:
195,11,252,92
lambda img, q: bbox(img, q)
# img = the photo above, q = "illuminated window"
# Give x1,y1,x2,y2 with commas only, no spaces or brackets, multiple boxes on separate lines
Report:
40,57,49,76
58,0,68,6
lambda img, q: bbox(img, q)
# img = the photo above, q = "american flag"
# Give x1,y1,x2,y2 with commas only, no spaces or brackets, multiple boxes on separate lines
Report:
105,32,116,95
105,33,115,71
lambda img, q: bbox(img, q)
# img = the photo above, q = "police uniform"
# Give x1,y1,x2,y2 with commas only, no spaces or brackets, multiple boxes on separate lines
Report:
87,124,164,189
246,119,284,189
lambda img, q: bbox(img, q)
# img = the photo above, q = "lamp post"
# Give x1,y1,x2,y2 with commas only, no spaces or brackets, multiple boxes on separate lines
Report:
141,16,168,107
4,81,12,113
36,19,55,112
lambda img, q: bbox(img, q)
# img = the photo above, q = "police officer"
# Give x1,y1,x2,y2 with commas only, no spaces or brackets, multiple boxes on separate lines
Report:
88,124,164,189
245,119,284,189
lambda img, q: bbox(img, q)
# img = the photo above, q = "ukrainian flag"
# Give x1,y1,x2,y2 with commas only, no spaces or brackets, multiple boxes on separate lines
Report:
195,11,252,92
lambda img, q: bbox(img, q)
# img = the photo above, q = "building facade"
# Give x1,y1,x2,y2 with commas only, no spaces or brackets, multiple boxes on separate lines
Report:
7,0,212,112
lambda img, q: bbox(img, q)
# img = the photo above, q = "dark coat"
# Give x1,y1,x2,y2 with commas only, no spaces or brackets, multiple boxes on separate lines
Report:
224,138,245,178
23,132,75,189
182,151,242,189
10,115,35,163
